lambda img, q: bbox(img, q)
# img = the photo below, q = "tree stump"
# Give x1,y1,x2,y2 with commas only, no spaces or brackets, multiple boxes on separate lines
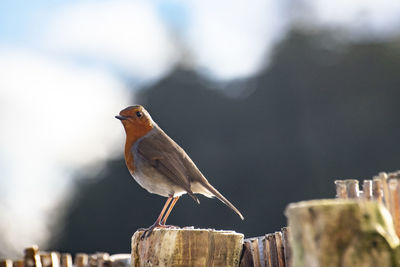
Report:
285,199,400,267
131,228,244,267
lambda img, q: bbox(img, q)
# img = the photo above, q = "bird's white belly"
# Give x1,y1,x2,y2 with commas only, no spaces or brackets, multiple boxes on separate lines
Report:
130,168,186,197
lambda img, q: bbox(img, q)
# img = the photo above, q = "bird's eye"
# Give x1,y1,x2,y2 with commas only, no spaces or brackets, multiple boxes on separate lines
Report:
136,111,142,118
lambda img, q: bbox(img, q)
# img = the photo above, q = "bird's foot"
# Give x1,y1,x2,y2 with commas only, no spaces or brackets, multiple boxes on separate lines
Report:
139,222,165,239
139,223,180,239
139,225,157,239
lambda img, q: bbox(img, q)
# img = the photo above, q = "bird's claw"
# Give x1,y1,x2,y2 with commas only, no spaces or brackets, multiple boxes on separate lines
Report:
139,222,161,239
139,223,180,239
140,229,152,239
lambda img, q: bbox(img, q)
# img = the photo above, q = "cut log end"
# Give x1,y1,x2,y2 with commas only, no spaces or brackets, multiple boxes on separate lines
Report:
285,199,400,267
131,228,244,267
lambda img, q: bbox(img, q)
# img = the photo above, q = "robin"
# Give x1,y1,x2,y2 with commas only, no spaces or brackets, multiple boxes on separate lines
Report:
116,105,244,237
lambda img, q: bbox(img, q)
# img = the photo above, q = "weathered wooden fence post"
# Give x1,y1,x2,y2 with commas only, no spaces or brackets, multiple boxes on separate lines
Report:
131,228,243,267
24,246,42,267
0,260,12,267
286,199,400,267
74,253,88,267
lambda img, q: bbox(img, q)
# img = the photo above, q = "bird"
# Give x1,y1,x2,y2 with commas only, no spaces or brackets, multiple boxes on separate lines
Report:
115,105,244,237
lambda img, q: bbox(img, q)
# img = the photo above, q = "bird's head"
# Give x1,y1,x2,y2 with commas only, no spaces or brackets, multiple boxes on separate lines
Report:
115,105,154,138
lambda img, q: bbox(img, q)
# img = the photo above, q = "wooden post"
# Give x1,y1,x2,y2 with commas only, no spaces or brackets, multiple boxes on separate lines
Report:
363,180,373,200
250,238,261,267
131,228,243,267
49,253,59,267
373,179,383,203
334,180,347,199
95,253,109,267
60,254,72,267
274,232,284,267
379,172,391,211
40,254,51,267
281,227,292,267
345,179,359,198
261,236,268,267
39,252,59,267
74,254,88,267
12,260,24,267
0,260,12,267
263,235,271,267
285,199,400,267
88,255,97,267
240,241,254,267
266,234,278,267
24,246,42,267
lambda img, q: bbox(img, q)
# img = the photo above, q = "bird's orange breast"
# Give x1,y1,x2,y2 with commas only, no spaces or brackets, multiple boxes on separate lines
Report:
124,122,153,174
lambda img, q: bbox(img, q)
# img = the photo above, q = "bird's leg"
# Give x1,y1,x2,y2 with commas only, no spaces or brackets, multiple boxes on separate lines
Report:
161,196,180,226
140,196,172,239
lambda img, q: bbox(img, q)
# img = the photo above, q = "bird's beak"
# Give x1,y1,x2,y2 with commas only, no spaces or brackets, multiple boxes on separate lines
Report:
115,115,128,121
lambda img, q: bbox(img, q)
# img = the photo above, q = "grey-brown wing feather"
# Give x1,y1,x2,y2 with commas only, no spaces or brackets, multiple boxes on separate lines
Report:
135,125,203,203
136,125,245,220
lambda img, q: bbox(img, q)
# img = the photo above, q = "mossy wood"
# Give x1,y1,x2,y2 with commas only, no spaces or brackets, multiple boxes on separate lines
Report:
131,228,243,267
286,199,400,267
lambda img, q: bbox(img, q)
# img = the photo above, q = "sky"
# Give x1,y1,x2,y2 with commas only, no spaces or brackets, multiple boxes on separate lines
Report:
1,0,400,257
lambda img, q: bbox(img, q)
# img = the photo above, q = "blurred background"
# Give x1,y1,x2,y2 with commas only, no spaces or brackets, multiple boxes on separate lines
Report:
1,0,400,258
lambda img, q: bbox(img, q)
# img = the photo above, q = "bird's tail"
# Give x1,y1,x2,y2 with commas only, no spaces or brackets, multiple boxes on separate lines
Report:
202,182,244,220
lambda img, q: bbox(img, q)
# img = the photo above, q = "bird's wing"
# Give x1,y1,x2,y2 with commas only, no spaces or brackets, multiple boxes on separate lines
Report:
135,125,201,203
136,125,244,220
